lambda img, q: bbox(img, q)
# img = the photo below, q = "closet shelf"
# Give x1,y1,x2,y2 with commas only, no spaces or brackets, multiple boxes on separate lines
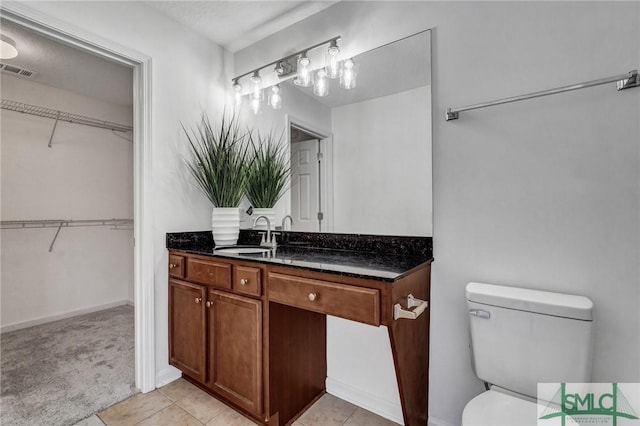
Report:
1,99,133,147
1,219,133,252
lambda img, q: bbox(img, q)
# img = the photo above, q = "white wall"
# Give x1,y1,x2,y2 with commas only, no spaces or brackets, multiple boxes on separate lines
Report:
1,75,134,330
332,86,432,236
235,2,640,425
20,0,231,385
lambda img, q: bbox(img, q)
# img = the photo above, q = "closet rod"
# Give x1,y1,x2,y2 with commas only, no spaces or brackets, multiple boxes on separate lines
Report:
1,99,133,133
445,69,639,121
1,219,133,252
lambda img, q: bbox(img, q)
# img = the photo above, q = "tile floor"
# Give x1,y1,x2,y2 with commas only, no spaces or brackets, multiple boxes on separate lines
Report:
73,378,400,426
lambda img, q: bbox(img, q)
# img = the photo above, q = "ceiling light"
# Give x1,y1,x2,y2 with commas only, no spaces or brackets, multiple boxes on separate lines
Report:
0,35,18,60
326,40,340,79
232,79,243,105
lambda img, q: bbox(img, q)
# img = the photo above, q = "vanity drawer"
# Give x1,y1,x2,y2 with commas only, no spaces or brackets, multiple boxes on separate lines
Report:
187,258,231,289
268,273,380,326
233,265,262,297
168,254,185,278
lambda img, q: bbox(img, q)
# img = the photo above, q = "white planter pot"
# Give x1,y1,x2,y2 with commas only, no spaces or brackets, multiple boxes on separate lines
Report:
252,208,276,231
211,207,240,246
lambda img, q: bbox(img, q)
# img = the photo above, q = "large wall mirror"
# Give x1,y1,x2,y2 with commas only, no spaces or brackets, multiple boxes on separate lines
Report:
244,30,432,237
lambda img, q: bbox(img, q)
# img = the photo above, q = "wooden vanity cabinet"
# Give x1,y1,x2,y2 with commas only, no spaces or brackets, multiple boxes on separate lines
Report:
168,254,264,419
168,279,206,383
169,250,431,426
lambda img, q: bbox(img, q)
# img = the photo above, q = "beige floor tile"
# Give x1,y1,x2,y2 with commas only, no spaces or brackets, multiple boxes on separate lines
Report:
73,414,106,426
297,394,357,426
158,378,200,402
136,404,202,426
176,387,228,423
343,408,401,426
98,391,172,426
206,408,259,426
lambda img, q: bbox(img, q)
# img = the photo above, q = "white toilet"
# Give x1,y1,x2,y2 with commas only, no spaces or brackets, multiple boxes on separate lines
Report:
462,282,594,426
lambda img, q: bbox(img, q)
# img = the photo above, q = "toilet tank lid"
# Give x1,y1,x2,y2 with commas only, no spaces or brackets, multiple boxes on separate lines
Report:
466,282,593,321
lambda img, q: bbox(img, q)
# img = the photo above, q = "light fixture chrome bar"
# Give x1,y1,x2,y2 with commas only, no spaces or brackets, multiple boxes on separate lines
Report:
231,36,341,83
445,70,639,121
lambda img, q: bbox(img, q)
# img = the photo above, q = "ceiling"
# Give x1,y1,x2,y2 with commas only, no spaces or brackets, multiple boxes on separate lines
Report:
0,19,134,106
0,2,337,106
148,1,337,53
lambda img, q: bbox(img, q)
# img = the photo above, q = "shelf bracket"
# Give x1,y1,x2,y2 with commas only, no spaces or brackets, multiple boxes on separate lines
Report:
48,111,60,148
49,221,65,252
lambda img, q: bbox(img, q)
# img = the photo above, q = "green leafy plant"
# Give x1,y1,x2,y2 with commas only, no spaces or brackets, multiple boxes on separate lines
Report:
246,131,290,208
183,112,250,208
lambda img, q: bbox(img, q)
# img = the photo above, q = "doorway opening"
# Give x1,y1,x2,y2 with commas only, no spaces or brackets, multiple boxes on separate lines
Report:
286,118,333,233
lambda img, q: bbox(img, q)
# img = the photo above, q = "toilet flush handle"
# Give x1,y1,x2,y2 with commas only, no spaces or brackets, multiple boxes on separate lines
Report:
469,309,491,319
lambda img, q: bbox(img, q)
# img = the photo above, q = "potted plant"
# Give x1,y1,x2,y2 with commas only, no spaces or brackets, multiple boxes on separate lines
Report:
184,112,249,246
246,131,290,230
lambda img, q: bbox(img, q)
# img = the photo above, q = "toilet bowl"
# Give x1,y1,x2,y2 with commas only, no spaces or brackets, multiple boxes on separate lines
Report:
462,282,594,426
461,387,540,426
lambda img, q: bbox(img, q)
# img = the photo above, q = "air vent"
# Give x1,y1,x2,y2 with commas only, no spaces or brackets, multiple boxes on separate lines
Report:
0,63,37,79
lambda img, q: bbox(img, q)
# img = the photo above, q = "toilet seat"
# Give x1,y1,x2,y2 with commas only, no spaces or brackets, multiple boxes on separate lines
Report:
461,388,541,426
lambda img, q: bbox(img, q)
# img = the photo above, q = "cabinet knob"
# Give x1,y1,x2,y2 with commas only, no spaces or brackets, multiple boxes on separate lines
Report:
240,278,249,286
308,292,317,302
205,301,212,308
169,263,177,269
195,297,202,304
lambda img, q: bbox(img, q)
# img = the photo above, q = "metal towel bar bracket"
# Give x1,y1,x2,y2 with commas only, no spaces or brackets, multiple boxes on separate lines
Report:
394,294,429,321
445,69,640,121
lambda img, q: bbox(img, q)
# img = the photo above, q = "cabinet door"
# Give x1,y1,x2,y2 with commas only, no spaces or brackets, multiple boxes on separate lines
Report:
169,279,206,383
207,289,263,416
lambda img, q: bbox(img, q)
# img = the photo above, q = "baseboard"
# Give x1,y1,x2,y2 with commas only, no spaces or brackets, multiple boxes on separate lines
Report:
428,416,459,426
0,300,131,334
326,377,404,425
155,366,182,389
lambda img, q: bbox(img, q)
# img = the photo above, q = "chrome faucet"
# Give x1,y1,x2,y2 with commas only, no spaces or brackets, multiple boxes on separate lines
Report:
281,215,293,231
254,215,275,248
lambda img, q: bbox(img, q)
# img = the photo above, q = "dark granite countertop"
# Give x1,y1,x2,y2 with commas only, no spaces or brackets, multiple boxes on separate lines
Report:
167,230,432,282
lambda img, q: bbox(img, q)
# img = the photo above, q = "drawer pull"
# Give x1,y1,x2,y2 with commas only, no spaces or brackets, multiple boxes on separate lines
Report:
308,292,317,302
206,301,212,308
394,294,428,320
195,297,202,304
240,278,249,286
169,263,177,269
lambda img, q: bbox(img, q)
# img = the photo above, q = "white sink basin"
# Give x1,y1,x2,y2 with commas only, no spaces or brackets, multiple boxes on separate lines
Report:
214,246,271,255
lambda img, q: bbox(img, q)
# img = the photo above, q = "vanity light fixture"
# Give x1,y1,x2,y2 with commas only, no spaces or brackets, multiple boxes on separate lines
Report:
326,39,340,79
230,36,358,111
294,52,313,87
340,58,358,90
268,85,282,109
313,69,329,97
0,34,18,60
232,79,243,105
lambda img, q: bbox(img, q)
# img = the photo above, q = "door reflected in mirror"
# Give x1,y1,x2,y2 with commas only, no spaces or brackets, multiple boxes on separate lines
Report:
244,30,432,237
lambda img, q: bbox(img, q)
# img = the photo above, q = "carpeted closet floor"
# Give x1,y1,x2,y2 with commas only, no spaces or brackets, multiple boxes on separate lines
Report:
1,305,137,426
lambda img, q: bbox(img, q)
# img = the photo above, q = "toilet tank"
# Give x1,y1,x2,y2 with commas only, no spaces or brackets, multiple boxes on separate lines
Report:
466,282,594,399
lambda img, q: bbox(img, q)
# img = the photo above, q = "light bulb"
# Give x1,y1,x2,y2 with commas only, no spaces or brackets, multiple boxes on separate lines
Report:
250,97,261,115
269,85,282,109
339,59,357,90
250,71,263,100
326,40,340,79
232,80,243,105
294,53,313,87
313,69,329,97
